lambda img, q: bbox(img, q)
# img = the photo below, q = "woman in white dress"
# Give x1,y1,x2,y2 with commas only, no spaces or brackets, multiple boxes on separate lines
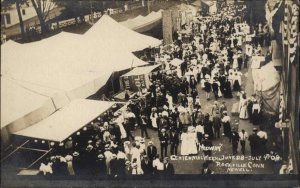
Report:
180,128,190,155
187,95,194,114
239,93,249,119
166,92,173,110
232,53,239,69
150,107,158,129
186,126,198,155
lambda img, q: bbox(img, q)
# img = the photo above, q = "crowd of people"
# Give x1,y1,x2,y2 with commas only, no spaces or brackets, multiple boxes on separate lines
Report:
38,2,277,176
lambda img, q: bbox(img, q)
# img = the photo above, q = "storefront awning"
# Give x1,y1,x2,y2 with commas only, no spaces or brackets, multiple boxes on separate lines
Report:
14,99,115,142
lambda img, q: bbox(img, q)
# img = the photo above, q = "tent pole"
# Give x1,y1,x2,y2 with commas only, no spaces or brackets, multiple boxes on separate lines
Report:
19,147,49,152
111,72,115,95
26,148,53,169
1,140,29,162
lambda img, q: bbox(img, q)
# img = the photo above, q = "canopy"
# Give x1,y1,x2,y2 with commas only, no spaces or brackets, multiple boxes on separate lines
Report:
169,58,184,67
192,0,202,7
84,15,161,52
121,64,161,77
1,30,148,129
120,10,162,31
1,77,56,129
14,99,115,142
201,0,214,6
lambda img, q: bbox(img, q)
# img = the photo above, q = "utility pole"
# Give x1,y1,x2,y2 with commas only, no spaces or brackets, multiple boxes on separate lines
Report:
147,0,151,14
90,0,94,24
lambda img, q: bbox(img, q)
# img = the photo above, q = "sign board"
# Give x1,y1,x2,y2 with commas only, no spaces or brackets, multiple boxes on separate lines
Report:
275,122,289,128
121,74,147,92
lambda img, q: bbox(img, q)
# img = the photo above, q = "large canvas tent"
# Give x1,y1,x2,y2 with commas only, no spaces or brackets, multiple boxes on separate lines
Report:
1,22,152,138
14,99,116,142
120,10,163,32
1,15,159,144
252,61,281,115
84,15,161,52
120,64,161,91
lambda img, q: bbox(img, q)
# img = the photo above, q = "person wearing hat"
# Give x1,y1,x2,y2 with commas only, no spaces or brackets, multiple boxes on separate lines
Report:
138,115,150,139
95,154,107,175
202,134,213,156
239,129,249,155
251,100,261,125
248,128,260,156
141,155,153,175
110,154,119,177
221,111,232,141
257,125,268,156
147,141,157,162
204,76,212,100
201,162,213,174
159,128,169,159
219,101,227,117
231,127,240,155
163,157,174,176
212,110,222,139
124,160,132,175
169,128,180,155
104,145,113,175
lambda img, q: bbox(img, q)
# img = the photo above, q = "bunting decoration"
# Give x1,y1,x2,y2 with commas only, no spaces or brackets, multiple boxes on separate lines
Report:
281,1,299,64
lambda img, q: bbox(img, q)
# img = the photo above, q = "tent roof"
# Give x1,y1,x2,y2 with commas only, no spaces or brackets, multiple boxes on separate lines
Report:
14,99,115,142
170,58,184,67
85,15,161,52
201,0,214,6
192,0,202,7
1,29,148,128
1,77,56,128
121,11,162,30
121,64,161,77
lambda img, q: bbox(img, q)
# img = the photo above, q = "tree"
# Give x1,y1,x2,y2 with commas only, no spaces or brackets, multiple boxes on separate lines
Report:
30,0,55,34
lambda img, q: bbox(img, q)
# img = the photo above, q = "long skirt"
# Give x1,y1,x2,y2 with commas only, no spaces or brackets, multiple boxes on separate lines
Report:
233,80,241,92
252,110,260,125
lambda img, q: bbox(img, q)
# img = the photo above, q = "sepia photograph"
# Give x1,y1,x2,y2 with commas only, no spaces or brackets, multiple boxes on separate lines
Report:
1,0,299,187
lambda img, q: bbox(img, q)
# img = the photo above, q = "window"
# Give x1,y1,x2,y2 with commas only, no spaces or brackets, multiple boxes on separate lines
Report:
6,14,11,25
22,9,26,15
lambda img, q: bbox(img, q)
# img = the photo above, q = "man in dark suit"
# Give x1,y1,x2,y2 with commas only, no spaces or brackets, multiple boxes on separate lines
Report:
141,155,153,175
202,134,213,156
212,111,222,139
231,128,240,155
147,141,157,162
163,157,174,176
169,129,179,155
201,162,213,174
109,154,119,177
248,128,259,156
159,128,169,159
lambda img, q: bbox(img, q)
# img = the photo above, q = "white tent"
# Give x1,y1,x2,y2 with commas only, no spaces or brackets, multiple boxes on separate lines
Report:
120,10,162,31
14,99,115,142
85,15,161,52
1,30,148,133
1,77,56,130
